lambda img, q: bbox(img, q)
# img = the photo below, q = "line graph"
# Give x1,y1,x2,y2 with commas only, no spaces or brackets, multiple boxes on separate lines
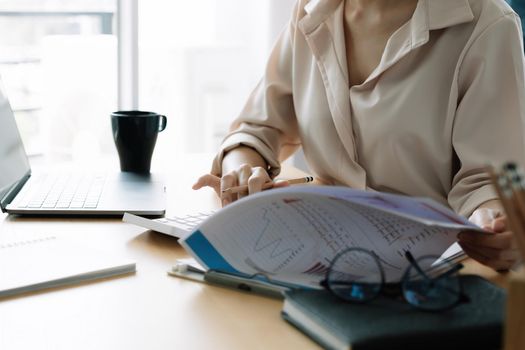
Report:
252,206,302,259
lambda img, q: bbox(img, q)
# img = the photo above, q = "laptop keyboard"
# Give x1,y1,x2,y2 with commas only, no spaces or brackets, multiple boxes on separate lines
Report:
16,173,106,209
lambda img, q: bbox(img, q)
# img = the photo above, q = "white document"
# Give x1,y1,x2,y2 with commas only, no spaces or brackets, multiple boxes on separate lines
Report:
0,235,135,298
180,186,480,288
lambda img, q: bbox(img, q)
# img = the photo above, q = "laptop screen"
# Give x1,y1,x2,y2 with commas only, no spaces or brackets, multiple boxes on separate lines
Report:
0,81,31,208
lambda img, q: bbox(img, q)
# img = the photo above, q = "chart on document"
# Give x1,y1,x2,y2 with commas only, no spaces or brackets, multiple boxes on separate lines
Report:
181,186,480,286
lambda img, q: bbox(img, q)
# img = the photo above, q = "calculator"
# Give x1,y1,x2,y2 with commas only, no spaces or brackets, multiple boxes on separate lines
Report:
122,211,215,238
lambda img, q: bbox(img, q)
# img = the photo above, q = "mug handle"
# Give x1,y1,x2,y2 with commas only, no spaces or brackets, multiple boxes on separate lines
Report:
158,115,167,132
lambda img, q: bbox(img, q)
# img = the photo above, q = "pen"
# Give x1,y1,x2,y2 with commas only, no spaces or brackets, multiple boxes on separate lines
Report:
204,270,287,299
168,263,288,299
222,176,314,195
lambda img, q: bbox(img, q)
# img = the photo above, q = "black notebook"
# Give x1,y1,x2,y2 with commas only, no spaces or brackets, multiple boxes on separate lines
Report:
282,275,505,350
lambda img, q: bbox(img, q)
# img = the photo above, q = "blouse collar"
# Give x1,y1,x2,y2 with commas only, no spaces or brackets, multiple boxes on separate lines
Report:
300,0,475,40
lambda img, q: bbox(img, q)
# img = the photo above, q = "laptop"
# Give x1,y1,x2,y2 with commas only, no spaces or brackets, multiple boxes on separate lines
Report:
0,83,166,216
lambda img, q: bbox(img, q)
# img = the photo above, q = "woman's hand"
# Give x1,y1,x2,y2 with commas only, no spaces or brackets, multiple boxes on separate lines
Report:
193,146,280,207
193,164,273,207
459,207,521,271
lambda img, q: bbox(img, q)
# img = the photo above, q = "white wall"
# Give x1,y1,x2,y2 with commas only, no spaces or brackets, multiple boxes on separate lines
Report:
138,0,297,169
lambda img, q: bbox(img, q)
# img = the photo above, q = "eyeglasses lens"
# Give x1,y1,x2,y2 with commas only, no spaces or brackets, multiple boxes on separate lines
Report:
402,256,461,311
327,248,383,302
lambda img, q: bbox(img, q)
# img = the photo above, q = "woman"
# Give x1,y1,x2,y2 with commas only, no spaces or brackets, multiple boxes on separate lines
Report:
194,0,525,270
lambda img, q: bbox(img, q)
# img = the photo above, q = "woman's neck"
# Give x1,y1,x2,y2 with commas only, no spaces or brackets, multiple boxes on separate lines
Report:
345,0,418,28
346,0,403,11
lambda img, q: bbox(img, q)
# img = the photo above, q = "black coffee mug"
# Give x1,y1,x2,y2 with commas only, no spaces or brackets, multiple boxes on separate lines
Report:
111,110,167,173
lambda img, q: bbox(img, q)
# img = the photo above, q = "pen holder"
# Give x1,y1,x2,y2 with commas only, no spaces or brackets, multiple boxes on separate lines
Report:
504,269,525,350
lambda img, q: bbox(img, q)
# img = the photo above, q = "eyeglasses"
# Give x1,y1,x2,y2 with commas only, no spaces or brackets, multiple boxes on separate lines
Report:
320,248,470,312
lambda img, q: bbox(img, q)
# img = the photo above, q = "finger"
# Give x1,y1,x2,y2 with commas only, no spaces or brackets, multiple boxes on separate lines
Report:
459,240,520,261
458,230,516,250
248,167,271,195
192,174,221,193
220,171,238,206
460,243,515,271
491,216,506,232
272,180,290,188
459,242,491,264
237,164,253,199
462,245,516,270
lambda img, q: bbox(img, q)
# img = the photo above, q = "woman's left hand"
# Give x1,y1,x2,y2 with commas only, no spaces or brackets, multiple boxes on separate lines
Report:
458,208,521,271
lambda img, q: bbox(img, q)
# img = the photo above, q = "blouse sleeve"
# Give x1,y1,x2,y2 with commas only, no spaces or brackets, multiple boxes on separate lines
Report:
449,12,525,217
210,3,303,178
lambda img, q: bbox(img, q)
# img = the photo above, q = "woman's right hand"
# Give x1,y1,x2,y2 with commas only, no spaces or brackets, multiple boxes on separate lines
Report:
192,146,273,207
193,164,272,207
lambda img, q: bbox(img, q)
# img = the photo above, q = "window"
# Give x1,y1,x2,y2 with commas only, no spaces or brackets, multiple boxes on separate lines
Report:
138,0,296,161
0,0,117,158
0,0,296,163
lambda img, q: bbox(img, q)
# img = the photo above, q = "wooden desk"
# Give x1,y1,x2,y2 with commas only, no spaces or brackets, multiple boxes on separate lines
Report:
0,154,318,350
0,154,512,350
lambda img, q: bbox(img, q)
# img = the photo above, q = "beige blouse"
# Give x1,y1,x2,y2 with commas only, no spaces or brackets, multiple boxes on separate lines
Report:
211,0,525,217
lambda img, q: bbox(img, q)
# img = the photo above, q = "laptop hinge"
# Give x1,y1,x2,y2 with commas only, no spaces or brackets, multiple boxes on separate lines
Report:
0,171,31,212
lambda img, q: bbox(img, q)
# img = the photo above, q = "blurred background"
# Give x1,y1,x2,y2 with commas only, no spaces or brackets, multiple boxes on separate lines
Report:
0,0,522,169
0,0,295,168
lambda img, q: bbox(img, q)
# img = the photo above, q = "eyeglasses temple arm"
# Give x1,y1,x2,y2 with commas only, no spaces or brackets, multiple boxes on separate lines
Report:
405,251,432,281
405,251,465,280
